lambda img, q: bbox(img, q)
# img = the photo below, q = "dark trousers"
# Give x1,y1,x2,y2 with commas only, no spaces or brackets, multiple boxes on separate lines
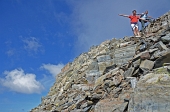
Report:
140,20,145,32
140,19,152,33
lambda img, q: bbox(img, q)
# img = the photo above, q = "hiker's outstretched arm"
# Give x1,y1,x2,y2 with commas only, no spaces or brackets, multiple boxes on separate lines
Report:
119,14,129,17
139,18,148,22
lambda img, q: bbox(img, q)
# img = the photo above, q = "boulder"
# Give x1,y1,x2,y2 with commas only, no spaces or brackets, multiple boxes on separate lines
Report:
94,99,128,112
128,72,170,112
140,59,154,70
154,52,170,68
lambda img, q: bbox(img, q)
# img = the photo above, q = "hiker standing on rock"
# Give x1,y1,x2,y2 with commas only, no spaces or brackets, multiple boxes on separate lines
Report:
119,10,142,37
138,10,154,33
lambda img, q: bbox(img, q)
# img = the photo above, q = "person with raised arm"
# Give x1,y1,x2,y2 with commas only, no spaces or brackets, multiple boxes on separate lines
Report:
138,10,154,33
119,10,142,37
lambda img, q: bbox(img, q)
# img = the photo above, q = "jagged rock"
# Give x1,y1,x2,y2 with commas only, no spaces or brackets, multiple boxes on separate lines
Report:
158,41,168,50
113,44,136,66
151,50,167,59
86,70,101,84
139,42,147,52
64,82,72,91
94,99,127,112
94,74,106,90
154,51,170,68
61,63,72,73
132,59,140,68
112,74,124,86
140,51,150,59
91,93,103,101
128,71,170,112
123,67,135,78
140,59,154,70
96,55,111,62
149,48,158,53
87,60,99,71
104,80,115,88
161,33,170,42
31,11,170,112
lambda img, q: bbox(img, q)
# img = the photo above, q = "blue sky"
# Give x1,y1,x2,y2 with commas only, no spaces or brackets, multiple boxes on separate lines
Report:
0,0,169,112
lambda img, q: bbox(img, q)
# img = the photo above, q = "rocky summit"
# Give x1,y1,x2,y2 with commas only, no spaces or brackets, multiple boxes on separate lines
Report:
31,11,170,112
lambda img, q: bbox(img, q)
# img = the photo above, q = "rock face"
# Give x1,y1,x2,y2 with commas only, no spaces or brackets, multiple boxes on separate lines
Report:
31,11,170,112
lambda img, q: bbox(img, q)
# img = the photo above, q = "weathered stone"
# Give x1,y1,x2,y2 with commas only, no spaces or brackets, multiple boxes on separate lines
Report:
152,50,167,59
140,51,150,59
112,88,122,95
68,104,76,111
149,48,158,53
96,55,111,62
158,41,168,50
98,62,107,74
112,75,123,86
113,44,136,66
132,59,140,68
139,43,147,52
123,67,135,78
140,59,154,70
94,74,106,90
87,60,99,71
94,98,127,112
80,102,88,109
119,41,131,47
103,64,117,74
128,72,170,112
119,91,131,102
72,84,91,91
64,82,72,91
91,93,103,100
161,34,170,42
133,50,148,61
104,80,115,87
153,66,170,74
154,52,170,68
86,70,101,84
82,106,92,112
61,63,72,73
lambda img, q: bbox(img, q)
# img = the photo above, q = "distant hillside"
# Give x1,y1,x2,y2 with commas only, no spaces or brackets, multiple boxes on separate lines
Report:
31,11,170,112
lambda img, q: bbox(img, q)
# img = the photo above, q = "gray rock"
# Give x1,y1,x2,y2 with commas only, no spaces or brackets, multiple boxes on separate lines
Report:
86,70,101,84
82,106,92,112
87,60,99,71
64,82,72,91
113,44,136,66
158,41,168,50
154,52,170,68
161,35,170,42
94,98,128,112
123,67,135,78
128,72,170,112
132,59,141,68
96,55,111,62
140,59,154,70
140,51,150,59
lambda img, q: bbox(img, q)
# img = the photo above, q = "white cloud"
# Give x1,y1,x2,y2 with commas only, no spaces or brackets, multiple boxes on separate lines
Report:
41,63,64,77
22,37,42,53
0,69,44,94
6,49,15,56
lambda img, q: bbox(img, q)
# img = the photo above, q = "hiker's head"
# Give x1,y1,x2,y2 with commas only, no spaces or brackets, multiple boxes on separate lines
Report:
145,10,148,14
132,10,136,15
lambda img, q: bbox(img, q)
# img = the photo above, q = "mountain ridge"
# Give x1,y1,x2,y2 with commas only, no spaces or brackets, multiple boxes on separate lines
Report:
31,11,170,112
